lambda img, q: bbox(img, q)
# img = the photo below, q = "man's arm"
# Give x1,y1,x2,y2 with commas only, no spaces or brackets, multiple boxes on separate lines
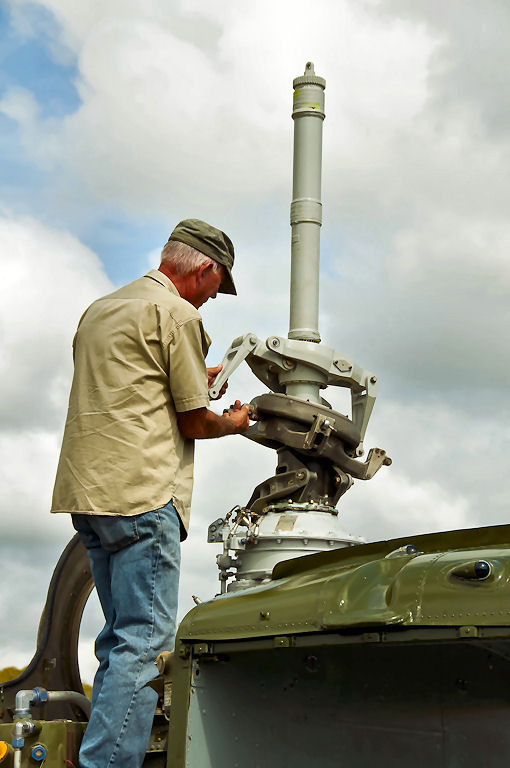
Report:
177,399,250,440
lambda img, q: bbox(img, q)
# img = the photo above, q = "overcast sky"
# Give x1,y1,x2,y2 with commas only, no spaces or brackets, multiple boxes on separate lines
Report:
1,0,509,683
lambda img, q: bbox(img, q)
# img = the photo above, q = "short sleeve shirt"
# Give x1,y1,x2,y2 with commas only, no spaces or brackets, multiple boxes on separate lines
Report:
51,269,211,538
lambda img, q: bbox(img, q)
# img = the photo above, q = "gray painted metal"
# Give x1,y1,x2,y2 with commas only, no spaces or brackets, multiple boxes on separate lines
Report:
289,62,325,348
184,639,510,768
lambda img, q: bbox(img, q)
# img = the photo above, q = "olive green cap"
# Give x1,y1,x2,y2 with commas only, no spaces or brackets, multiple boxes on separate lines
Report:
167,218,236,295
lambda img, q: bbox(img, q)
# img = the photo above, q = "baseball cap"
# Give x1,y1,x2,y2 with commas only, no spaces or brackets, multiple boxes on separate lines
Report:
167,218,236,295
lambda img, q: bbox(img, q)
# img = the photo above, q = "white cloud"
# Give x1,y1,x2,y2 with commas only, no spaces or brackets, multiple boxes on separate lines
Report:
0,85,38,125
0,213,112,670
339,396,510,540
3,0,435,222
0,214,112,429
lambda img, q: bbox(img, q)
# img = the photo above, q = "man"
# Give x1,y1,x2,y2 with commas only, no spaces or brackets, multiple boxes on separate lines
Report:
51,219,250,768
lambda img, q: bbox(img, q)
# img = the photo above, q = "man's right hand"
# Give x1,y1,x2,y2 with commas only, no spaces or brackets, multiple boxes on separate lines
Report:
177,401,251,440
222,400,250,433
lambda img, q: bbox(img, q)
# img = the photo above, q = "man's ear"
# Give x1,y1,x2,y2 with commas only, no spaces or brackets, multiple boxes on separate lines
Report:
196,262,214,283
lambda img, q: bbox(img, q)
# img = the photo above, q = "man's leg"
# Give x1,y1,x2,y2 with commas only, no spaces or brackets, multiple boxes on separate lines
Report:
72,515,116,709
74,500,181,768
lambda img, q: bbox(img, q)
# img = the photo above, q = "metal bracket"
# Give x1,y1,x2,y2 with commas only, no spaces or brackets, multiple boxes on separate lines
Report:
246,467,316,514
207,517,230,543
303,413,333,450
192,643,210,657
208,333,259,399
361,448,393,480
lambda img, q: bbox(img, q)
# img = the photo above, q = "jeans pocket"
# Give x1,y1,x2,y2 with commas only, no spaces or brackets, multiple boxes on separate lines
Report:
92,515,140,552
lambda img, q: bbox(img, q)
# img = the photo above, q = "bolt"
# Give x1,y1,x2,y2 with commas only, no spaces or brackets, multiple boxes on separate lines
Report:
296,470,305,479
271,338,280,347
370,375,377,384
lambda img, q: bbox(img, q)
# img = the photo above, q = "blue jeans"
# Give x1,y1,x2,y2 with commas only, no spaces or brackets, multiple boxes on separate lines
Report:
72,499,181,768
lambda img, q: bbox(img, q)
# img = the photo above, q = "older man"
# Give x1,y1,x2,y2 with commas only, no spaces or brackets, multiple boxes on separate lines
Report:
51,219,250,768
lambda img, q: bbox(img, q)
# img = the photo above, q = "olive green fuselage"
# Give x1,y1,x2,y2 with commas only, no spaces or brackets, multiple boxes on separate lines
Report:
164,523,510,767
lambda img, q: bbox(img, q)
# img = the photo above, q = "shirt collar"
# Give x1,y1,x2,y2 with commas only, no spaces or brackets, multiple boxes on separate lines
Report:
145,269,180,296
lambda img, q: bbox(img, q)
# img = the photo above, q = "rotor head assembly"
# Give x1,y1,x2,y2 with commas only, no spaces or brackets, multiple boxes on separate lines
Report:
208,64,391,592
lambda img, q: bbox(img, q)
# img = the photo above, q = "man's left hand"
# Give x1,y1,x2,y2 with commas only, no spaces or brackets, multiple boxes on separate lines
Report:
207,364,228,398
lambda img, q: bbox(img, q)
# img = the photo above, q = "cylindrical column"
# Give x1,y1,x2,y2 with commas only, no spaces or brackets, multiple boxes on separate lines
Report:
289,62,325,343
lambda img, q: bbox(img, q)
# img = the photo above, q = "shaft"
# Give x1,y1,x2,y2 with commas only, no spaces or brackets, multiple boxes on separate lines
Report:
289,62,326,343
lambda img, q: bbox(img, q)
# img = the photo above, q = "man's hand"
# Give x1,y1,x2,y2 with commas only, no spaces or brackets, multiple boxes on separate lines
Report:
177,400,250,440
207,363,228,398
222,400,250,432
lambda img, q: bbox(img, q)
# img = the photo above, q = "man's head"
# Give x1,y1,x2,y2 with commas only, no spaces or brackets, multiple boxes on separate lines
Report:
159,219,236,308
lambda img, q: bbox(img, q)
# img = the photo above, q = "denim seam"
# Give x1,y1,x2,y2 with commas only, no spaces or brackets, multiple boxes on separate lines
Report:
106,510,163,767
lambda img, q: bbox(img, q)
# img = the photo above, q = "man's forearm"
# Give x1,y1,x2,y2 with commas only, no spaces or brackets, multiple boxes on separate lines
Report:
177,406,248,440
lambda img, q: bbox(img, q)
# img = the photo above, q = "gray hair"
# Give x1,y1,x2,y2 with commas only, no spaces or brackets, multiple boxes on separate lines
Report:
160,240,221,276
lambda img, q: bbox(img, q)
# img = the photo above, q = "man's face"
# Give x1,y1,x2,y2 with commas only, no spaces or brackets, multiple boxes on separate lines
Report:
189,263,224,308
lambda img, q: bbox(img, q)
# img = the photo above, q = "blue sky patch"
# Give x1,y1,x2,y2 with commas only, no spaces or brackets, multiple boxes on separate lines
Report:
0,3,80,118
78,213,170,286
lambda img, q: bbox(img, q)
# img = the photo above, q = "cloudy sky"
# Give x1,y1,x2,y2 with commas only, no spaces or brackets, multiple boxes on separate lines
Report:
1,0,509,683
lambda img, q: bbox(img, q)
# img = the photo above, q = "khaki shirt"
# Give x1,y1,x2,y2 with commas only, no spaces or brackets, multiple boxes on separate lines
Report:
51,269,211,538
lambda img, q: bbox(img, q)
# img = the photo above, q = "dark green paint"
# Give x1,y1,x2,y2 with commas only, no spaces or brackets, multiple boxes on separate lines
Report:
179,524,510,643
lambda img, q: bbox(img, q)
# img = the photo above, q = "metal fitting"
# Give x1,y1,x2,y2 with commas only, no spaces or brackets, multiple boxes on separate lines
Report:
31,745,47,762
14,690,36,720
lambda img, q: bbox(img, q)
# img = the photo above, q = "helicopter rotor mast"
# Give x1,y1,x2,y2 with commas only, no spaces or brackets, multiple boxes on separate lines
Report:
289,61,325,348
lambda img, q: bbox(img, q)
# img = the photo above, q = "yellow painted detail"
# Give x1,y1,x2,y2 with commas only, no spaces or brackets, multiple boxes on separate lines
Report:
0,741,8,760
